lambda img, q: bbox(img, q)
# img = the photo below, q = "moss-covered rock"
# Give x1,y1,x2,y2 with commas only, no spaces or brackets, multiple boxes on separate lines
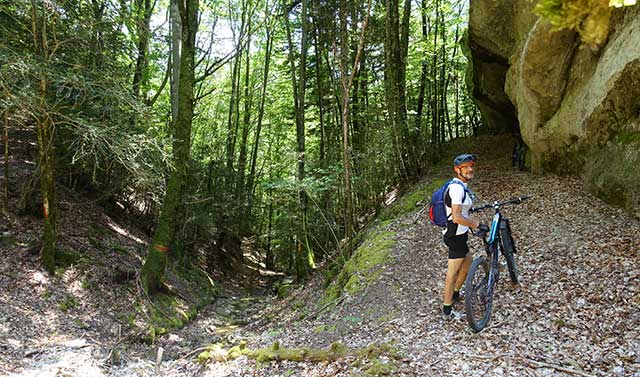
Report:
322,229,396,305
585,134,640,212
197,340,401,372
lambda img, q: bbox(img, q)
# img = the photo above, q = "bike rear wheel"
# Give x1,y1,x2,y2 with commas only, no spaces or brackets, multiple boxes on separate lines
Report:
500,228,518,283
464,257,493,332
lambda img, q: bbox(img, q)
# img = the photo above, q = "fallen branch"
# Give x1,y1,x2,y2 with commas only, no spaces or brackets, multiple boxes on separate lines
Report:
523,357,594,377
307,295,346,320
467,352,512,361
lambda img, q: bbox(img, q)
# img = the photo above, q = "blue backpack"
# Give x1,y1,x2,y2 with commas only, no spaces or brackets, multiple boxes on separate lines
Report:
429,180,468,227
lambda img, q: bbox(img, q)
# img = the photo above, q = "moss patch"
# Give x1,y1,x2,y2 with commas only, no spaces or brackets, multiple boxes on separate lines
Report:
321,179,448,308
322,230,396,305
55,248,86,268
585,136,640,212
378,180,445,222
197,341,401,370
144,266,217,343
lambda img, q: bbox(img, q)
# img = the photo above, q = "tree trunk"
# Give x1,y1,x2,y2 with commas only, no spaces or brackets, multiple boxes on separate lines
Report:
132,0,154,99
440,7,449,144
339,0,371,254
89,0,106,68
265,198,274,270
235,26,252,226
142,0,198,293
312,19,326,163
430,0,440,146
170,0,181,125
399,0,414,174
339,0,353,252
385,0,412,180
415,3,428,146
31,0,56,274
247,7,274,218
2,92,8,214
284,0,314,280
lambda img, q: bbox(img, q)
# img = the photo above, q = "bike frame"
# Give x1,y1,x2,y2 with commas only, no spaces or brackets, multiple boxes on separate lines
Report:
485,208,503,300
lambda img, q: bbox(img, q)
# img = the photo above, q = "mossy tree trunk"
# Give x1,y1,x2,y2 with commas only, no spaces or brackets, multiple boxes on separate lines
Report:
31,0,57,274
2,88,9,213
384,0,414,181
141,0,198,293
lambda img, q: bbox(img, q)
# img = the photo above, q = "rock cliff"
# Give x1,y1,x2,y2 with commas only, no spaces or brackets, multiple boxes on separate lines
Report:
468,1,640,214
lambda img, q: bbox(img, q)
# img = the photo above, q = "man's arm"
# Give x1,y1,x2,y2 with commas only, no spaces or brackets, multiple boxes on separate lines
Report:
451,204,480,228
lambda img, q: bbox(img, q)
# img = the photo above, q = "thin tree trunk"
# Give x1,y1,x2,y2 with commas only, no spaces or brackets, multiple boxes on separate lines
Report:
132,0,154,99
430,0,440,145
246,7,273,218
235,25,252,232
312,20,326,163
31,0,56,273
142,0,198,293
339,0,352,251
265,198,274,270
340,0,371,254
2,89,8,213
284,0,314,279
90,0,106,68
415,3,428,146
170,0,181,125
399,0,413,171
455,73,459,139
224,55,240,183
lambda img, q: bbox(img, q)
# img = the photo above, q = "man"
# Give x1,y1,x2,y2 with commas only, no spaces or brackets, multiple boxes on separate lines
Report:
442,154,488,319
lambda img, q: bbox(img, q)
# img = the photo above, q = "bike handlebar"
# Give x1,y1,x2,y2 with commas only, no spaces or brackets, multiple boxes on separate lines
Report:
470,195,532,213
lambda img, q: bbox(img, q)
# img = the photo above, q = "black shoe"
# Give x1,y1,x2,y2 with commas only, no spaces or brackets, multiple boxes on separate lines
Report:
442,309,464,321
452,290,462,302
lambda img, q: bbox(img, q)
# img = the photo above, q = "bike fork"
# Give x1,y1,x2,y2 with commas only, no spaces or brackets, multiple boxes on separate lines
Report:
486,244,500,298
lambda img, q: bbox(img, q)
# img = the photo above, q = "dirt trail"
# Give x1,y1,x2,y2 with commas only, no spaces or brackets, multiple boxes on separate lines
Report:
2,135,639,376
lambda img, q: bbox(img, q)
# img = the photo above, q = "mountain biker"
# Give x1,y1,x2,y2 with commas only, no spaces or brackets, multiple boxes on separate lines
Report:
442,154,489,319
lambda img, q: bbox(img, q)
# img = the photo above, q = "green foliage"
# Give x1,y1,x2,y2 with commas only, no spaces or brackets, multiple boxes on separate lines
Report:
1,0,481,284
54,249,85,268
534,0,612,47
57,295,78,312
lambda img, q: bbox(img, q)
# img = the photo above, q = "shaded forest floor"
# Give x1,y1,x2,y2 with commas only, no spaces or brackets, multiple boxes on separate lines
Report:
1,134,639,376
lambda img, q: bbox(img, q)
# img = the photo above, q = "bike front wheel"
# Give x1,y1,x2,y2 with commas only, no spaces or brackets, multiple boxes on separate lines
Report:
464,257,493,332
500,228,518,284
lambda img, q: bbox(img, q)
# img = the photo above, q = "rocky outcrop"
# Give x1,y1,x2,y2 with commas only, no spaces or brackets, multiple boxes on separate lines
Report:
468,2,640,214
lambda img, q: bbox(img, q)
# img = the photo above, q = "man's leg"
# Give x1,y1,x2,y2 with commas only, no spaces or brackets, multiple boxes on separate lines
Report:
443,258,465,306
454,253,473,292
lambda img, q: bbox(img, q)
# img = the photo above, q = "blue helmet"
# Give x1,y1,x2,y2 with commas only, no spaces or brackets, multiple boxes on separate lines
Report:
453,154,476,166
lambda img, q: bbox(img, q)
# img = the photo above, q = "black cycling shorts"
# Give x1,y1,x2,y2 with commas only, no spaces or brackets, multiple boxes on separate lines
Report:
444,232,469,259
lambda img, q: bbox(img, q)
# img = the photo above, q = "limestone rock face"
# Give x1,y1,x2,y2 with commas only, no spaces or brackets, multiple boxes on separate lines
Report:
468,2,640,213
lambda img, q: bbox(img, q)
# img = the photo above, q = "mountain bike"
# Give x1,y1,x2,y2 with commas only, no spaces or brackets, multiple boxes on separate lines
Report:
512,135,527,171
464,195,531,332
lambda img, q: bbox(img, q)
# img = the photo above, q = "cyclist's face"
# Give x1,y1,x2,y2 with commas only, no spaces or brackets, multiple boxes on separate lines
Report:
456,163,475,182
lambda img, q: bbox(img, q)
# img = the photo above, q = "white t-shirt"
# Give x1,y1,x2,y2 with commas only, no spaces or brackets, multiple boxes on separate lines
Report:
443,178,473,236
